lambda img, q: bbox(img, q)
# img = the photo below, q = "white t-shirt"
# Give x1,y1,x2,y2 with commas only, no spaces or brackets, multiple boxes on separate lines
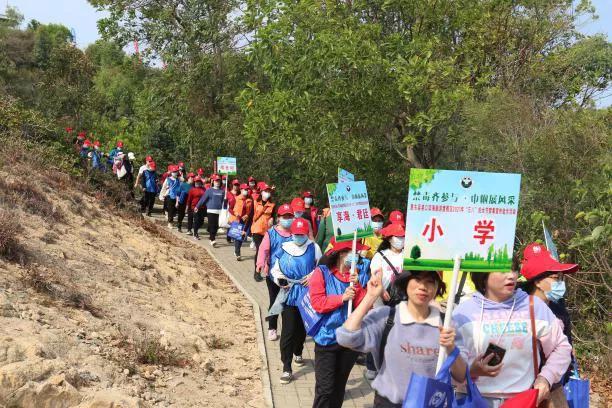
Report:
370,249,403,308
138,164,148,175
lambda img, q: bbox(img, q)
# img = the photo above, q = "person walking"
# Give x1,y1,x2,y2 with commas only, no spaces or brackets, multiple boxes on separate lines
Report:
302,190,320,237
176,173,193,232
257,203,296,340
309,239,371,408
230,183,254,260
140,161,158,216
162,165,182,229
269,218,322,384
186,176,205,236
251,183,275,282
194,174,225,245
337,270,465,407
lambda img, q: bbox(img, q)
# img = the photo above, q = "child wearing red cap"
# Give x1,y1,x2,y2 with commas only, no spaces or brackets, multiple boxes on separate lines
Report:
269,218,322,384
252,184,275,281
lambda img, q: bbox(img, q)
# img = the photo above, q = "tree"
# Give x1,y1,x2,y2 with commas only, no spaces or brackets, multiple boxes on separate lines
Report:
410,245,421,261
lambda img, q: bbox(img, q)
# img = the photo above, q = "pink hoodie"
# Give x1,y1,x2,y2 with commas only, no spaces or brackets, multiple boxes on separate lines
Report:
453,289,571,398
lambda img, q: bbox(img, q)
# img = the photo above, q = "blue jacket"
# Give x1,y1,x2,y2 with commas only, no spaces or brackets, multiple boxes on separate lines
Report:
278,243,317,307
166,177,182,200
196,187,225,211
312,263,370,346
178,182,192,204
142,170,158,193
268,227,293,269
108,147,122,164
91,150,103,169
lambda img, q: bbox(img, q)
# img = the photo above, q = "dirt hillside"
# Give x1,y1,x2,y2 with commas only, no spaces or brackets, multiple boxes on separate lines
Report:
0,142,264,407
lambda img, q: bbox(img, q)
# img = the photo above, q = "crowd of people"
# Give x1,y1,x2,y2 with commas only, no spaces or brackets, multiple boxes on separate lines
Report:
73,134,581,408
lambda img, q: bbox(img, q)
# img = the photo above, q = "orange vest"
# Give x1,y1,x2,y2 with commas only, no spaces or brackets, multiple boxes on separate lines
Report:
251,200,275,234
230,195,253,223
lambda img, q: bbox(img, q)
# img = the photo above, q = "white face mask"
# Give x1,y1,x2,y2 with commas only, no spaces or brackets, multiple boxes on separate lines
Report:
261,191,271,201
241,190,248,197
213,182,221,188
390,236,405,250
304,197,313,205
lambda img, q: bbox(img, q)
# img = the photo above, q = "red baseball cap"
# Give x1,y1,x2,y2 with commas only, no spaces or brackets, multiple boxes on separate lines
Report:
65,127,73,133
240,183,249,190
277,203,294,216
83,139,92,147
178,161,185,167
248,176,256,182
194,176,202,182
291,218,310,235
328,237,370,254
93,140,101,147
211,174,221,181
291,197,305,212
389,210,405,225
148,161,157,171
371,207,384,219
302,191,313,198
77,131,86,139
232,178,240,185
145,155,153,162
170,164,180,172
258,182,272,191
520,243,579,281
380,223,405,238
117,141,123,148
187,172,195,179
197,168,204,175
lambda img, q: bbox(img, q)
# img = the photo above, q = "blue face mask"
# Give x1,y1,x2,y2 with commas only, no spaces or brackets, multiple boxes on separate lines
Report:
292,234,308,246
294,211,304,218
344,253,359,267
545,280,566,303
372,221,384,231
279,218,294,229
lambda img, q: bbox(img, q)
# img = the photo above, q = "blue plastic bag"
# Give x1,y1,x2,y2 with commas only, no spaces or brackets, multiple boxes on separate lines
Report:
402,348,460,408
227,221,245,241
297,289,327,337
564,364,590,408
453,366,488,408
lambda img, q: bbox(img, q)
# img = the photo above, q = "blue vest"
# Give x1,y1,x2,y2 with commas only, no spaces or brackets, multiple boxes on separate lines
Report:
268,227,293,268
143,170,158,193
279,243,317,307
91,150,102,169
167,178,181,199
313,262,370,346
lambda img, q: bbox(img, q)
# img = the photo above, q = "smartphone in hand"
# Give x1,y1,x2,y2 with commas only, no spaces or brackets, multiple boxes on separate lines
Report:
484,343,506,366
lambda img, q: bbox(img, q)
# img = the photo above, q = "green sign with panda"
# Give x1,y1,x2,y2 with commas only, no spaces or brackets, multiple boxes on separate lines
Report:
403,169,521,272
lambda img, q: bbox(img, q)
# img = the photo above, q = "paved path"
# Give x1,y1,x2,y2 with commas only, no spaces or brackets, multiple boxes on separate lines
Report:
150,212,374,407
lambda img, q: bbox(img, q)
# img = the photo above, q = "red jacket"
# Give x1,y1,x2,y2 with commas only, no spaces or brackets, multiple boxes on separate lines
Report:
227,191,237,215
309,265,367,313
186,187,205,210
306,206,319,236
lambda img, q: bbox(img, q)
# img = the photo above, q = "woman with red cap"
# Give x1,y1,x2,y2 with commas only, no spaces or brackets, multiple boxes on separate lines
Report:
185,176,205,235
269,218,322,384
140,161,158,216
252,183,275,281
309,239,371,408
194,174,225,244
519,243,580,388
302,191,320,236
225,179,241,243
453,248,572,407
161,164,182,229
257,203,295,340
230,183,254,260
291,197,314,239
175,172,194,232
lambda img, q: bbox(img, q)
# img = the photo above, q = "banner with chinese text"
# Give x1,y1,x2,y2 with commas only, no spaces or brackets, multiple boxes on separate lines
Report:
217,156,237,175
404,169,521,272
338,168,355,183
327,181,374,242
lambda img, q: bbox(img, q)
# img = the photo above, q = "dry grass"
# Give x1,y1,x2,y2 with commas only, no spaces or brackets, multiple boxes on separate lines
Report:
0,209,28,264
0,178,64,223
131,333,189,367
20,267,103,318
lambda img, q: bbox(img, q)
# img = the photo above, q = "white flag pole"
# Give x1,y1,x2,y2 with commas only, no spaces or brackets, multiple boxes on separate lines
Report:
347,230,358,316
435,254,462,374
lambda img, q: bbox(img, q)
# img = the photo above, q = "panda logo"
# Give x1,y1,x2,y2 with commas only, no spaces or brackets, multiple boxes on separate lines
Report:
428,391,446,408
533,245,542,254
461,177,473,189
297,221,303,228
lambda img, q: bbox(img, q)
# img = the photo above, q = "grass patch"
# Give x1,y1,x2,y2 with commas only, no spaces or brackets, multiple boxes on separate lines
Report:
133,333,188,367
0,178,64,223
0,209,29,264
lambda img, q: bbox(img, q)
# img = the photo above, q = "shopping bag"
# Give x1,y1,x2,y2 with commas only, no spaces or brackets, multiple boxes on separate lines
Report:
564,377,589,408
453,366,488,408
402,347,459,408
500,389,539,408
297,289,327,337
227,221,245,241
219,208,231,228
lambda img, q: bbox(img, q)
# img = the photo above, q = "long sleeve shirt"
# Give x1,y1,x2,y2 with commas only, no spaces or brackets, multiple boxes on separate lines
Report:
309,265,367,313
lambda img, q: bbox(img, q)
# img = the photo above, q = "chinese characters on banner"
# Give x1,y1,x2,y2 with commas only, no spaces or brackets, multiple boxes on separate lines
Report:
338,168,355,183
404,169,521,272
326,181,374,242
216,157,237,175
